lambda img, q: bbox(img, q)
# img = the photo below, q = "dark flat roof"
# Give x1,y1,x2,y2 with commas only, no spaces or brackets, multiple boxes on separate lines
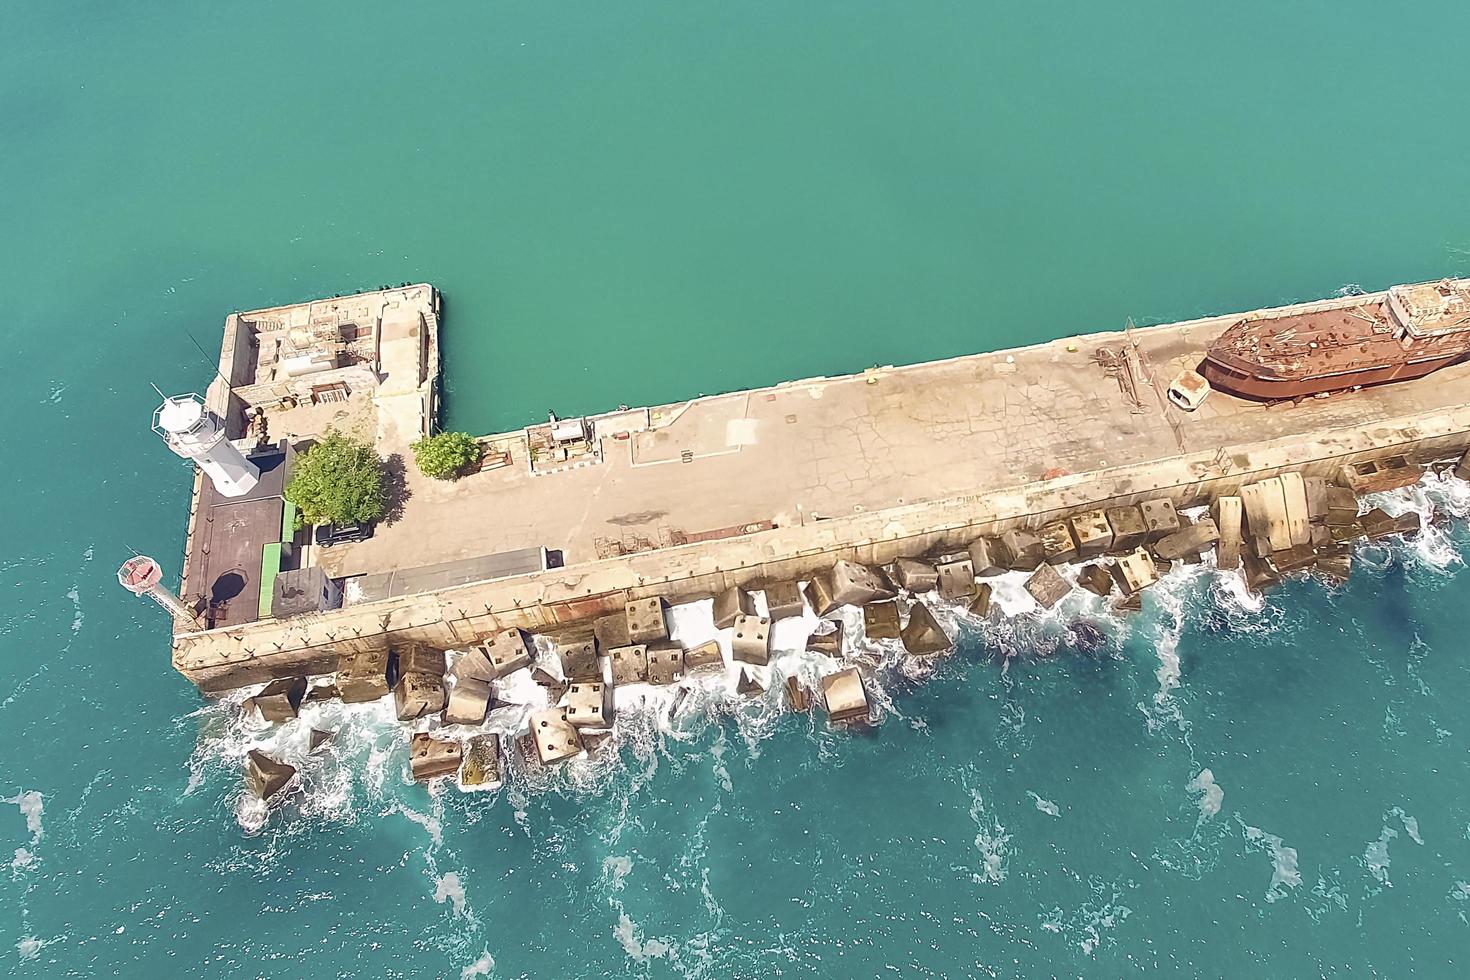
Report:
181,448,288,629
350,547,546,603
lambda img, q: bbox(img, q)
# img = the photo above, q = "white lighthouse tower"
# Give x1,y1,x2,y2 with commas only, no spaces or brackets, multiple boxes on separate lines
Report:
153,392,259,498
118,555,199,627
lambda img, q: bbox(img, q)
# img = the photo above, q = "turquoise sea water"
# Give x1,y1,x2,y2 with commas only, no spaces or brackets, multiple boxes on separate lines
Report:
5,1,1470,975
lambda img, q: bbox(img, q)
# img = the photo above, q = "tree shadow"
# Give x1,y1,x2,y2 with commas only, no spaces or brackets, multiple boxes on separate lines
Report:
382,453,412,526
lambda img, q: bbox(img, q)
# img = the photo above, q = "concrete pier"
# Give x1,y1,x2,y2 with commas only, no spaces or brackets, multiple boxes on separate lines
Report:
170,280,1470,690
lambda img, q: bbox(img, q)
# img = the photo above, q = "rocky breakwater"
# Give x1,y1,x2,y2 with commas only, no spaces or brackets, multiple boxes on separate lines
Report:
234,457,1434,801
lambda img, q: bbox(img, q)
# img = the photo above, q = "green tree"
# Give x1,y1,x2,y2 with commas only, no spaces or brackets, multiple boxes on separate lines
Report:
286,430,387,526
411,431,481,480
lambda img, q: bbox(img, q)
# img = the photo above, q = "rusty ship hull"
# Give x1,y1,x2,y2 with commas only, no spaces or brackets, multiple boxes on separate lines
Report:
1200,281,1470,402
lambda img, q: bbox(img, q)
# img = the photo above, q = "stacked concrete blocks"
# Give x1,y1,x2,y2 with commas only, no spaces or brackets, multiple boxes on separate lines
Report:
731,613,771,666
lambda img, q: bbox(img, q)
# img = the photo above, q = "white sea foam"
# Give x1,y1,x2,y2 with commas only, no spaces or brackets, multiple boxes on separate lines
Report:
15,936,41,962
433,872,468,918
1364,825,1397,887
1239,818,1301,903
968,790,1011,883
4,790,43,841
1187,769,1223,821
460,950,495,979
1027,791,1060,817
1389,806,1424,845
612,911,671,962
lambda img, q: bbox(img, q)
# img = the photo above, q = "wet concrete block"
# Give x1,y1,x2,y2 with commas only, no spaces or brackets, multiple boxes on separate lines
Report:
245,750,296,800
712,586,756,630
255,677,307,722
802,574,838,618
309,728,334,752
557,639,601,682
821,667,869,723
1271,544,1319,575
564,681,610,728
1324,485,1360,526
1303,477,1331,524
936,558,977,601
1329,520,1365,544
1104,505,1148,553
452,645,497,685
966,536,1008,576
892,557,939,593
486,628,534,678
625,597,668,644
1110,547,1159,596
394,671,446,721
761,580,806,621
1456,449,1470,482
1241,550,1280,593
1310,524,1331,549
862,601,902,640
807,628,844,656
683,639,724,671
1151,517,1220,562
813,560,894,612
1342,457,1423,494
1024,563,1071,609
530,708,582,765
901,601,952,655
645,643,685,685
409,733,463,782
998,530,1045,571
785,675,811,712
1069,509,1113,559
582,731,614,757
731,613,771,666
442,676,493,726
304,682,339,704
1279,472,1312,548
969,583,993,617
1317,552,1352,583
336,646,393,703
608,644,648,685
1040,521,1078,565
1211,495,1244,571
1361,508,1421,540
593,614,631,651
393,643,446,682
1077,564,1114,597
1139,498,1181,544
460,735,503,789
1240,478,1291,555
735,669,765,696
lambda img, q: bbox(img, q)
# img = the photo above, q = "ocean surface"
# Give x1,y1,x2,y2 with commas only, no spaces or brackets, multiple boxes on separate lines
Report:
4,1,1470,976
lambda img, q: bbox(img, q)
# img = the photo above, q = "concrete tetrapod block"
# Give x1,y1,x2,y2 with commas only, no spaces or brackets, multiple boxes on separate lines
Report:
966,537,1007,577
1104,505,1149,553
625,598,668,644
336,646,392,703
1024,563,1071,610
1110,547,1160,596
1139,498,1181,544
593,614,631,651
645,643,685,685
969,583,994,617
862,601,902,640
1324,485,1359,526
442,676,494,726
998,530,1045,571
712,586,756,630
735,669,765,696
1279,472,1312,547
309,728,334,752
806,560,894,617
486,628,534,678
1211,496,1244,571
393,643,446,682
761,580,806,621
460,735,503,789
807,628,844,657
1077,564,1114,597
409,733,463,782
530,708,582,765
395,671,446,721
557,639,601,682
1241,478,1292,555
1069,509,1113,559
1152,517,1220,562
785,676,811,712
255,677,307,722
683,639,724,671
1040,521,1078,565
607,645,648,685
891,557,939,593
900,601,952,656
452,644,497,685
731,614,771,666
821,667,869,723
1361,508,1421,540
245,750,296,801
936,558,977,601
564,682,610,728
